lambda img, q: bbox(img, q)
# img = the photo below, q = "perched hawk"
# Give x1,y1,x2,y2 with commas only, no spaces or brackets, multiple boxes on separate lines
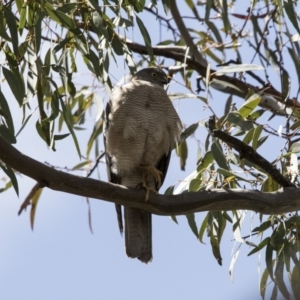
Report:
104,67,182,263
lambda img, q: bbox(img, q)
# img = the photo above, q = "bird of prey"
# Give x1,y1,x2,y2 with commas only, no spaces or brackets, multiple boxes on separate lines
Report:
104,67,182,263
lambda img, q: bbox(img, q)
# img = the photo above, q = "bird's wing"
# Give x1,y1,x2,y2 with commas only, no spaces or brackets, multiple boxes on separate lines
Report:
104,98,123,234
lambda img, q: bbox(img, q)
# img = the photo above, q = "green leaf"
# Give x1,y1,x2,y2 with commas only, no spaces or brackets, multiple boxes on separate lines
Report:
211,141,228,170
43,2,76,29
26,42,38,103
290,119,300,131
128,0,145,12
198,213,209,244
0,89,14,134
242,127,255,145
110,34,124,56
0,12,12,41
59,99,81,158
0,180,13,193
281,68,290,101
197,151,214,172
289,142,300,153
177,140,188,171
261,176,279,192
3,6,19,55
164,185,177,223
2,67,25,106
260,267,270,300
223,211,232,223
283,242,291,273
225,111,253,132
266,239,274,280
87,121,103,157
257,135,268,149
186,213,198,238
188,178,202,192
275,252,290,300
180,123,199,141
16,111,35,137
19,4,27,30
248,237,269,256
291,265,300,299
91,11,109,40
221,0,230,34
72,160,91,170
54,133,70,141
206,21,223,45
210,234,222,266
284,0,300,34
270,223,285,250
170,215,178,224
0,124,16,143
217,168,250,183
252,220,272,233
239,94,261,118
136,15,153,57
30,187,43,230
85,49,102,78
252,125,263,151
247,109,265,121
212,211,226,242
0,163,19,196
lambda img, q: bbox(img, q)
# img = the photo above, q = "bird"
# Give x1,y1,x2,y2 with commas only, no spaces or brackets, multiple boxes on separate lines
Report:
104,67,182,263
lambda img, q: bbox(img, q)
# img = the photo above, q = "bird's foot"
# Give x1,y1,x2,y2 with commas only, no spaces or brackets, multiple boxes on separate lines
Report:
140,165,163,188
137,181,157,201
137,165,163,201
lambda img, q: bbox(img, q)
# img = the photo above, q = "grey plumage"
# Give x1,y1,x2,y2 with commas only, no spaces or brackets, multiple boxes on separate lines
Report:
104,67,182,263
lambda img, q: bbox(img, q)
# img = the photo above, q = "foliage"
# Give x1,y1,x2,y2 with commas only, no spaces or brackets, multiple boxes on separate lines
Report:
1,0,300,299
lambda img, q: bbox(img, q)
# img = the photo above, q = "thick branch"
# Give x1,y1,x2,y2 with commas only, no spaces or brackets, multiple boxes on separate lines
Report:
0,135,300,215
75,20,300,114
208,116,295,188
123,38,300,115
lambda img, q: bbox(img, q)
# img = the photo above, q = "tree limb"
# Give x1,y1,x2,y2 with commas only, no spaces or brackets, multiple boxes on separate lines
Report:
0,135,300,216
122,37,300,115
208,116,295,188
74,20,300,115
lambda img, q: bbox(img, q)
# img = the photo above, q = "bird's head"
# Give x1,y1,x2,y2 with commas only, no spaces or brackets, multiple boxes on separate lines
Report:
131,67,169,87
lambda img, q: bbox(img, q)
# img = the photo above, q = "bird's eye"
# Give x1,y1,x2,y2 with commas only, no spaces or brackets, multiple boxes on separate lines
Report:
152,72,157,77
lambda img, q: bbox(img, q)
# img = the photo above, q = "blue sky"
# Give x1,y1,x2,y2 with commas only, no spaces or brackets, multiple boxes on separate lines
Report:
0,1,298,299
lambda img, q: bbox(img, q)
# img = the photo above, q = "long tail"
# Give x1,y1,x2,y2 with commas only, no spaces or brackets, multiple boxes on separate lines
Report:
124,207,152,263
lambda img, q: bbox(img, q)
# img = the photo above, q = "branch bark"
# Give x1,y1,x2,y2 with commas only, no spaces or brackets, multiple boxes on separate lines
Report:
122,38,300,115
75,20,300,115
0,135,300,216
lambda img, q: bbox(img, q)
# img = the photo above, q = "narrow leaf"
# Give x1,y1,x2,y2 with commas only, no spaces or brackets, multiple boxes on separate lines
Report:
248,237,269,256
30,187,43,230
239,94,261,118
186,213,198,238
0,164,19,196
211,141,229,170
59,99,81,158
136,15,153,57
198,213,209,244
2,67,25,105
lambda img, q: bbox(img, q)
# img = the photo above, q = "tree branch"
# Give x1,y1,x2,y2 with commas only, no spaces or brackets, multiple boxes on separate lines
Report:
208,116,295,188
0,135,300,216
74,20,300,115
123,38,300,115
